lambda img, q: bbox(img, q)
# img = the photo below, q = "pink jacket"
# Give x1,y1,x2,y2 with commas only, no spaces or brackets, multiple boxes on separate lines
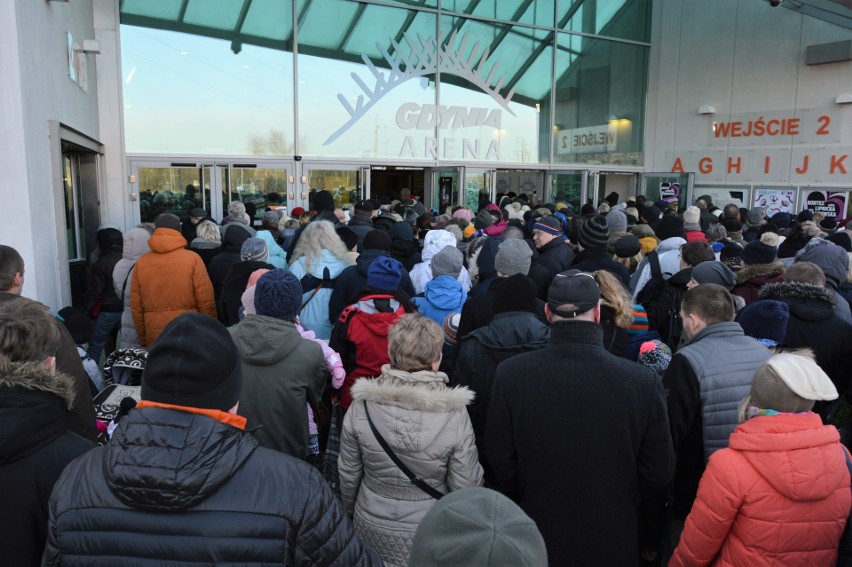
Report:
671,413,851,567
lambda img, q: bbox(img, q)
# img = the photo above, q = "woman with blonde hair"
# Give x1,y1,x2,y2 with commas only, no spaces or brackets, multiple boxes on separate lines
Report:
287,220,354,339
672,350,851,566
593,269,632,358
338,313,483,567
188,220,223,268
611,234,645,274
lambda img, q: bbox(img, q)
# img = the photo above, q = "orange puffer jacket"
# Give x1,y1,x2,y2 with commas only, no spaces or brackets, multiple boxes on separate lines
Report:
131,228,217,346
671,413,851,567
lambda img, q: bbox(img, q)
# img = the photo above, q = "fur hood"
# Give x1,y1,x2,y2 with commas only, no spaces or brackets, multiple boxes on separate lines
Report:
737,261,785,284
351,365,474,412
0,355,75,407
758,281,836,305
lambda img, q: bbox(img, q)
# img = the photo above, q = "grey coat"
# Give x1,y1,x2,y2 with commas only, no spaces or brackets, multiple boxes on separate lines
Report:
112,228,151,349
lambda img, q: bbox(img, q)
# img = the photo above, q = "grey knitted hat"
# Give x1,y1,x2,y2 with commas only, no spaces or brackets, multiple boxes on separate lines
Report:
606,208,628,234
240,238,269,262
495,239,533,276
690,261,737,290
431,245,464,279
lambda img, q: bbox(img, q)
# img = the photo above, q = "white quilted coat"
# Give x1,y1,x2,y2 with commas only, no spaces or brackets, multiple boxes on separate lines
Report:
338,365,483,567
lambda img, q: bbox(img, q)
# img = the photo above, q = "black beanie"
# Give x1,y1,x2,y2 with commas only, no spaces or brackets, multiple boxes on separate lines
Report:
655,216,686,241
364,229,392,251
142,313,243,412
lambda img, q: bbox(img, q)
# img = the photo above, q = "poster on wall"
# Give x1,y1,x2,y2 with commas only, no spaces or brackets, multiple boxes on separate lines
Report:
660,182,681,207
803,190,847,219
753,189,795,218
697,188,748,210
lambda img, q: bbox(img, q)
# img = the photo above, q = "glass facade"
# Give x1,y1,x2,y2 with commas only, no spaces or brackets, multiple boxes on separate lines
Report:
120,0,650,167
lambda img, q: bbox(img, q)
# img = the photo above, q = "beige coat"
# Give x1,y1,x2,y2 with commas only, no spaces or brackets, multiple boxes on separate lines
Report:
338,365,483,567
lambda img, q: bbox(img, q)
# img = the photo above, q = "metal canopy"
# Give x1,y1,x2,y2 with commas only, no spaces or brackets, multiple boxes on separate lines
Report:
118,0,648,109
781,0,852,29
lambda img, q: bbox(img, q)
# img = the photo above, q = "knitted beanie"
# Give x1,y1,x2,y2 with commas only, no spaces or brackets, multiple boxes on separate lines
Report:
142,313,242,412
495,239,533,276
474,209,494,230
442,312,461,345
154,213,181,232
798,210,814,222
240,268,271,316
655,216,686,241
637,340,672,378
368,256,403,290
240,238,269,262
578,215,610,249
737,300,790,348
408,487,547,567
336,226,358,251
534,215,563,237
683,206,701,226
606,208,628,234
254,269,302,321
741,232,779,266
452,208,474,222
720,242,744,270
431,246,464,279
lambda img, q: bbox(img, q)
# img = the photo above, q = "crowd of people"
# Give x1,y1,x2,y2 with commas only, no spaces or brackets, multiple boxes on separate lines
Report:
2,188,852,566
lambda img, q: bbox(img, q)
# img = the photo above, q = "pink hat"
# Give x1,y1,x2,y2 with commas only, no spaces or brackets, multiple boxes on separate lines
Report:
452,208,473,222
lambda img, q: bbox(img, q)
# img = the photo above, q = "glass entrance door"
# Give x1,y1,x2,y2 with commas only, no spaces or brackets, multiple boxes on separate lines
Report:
300,164,366,211
464,168,496,211
548,170,588,210
426,167,461,213
130,160,293,225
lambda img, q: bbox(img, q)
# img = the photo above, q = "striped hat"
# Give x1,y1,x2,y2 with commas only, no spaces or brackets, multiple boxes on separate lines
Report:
578,215,610,249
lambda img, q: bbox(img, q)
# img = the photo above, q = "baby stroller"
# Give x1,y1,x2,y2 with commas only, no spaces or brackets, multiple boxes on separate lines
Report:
92,347,147,444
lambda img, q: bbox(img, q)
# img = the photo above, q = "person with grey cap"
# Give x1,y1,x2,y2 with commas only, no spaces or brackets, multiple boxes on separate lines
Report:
218,238,275,326
228,269,329,459
687,260,744,311
455,238,549,343
743,207,766,242
412,245,468,326
661,283,771,560
671,350,850,567
486,270,674,566
44,313,382,566
408,487,547,566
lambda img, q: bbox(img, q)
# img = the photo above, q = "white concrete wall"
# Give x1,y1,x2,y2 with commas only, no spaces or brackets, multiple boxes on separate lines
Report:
647,1,852,189
0,0,101,310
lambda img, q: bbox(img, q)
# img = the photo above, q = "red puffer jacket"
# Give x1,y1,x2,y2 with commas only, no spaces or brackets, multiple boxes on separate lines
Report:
671,413,851,567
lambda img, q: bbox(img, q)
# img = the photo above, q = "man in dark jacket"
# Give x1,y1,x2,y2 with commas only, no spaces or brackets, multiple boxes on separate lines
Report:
570,214,631,288
218,238,274,326
0,298,96,566
83,227,124,363
454,274,549,485
208,221,252,305
529,215,574,292
347,200,375,251
661,283,770,558
486,270,674,566
329,229,415,322
0,245,97,441
757,262,852,399
44,313,381,566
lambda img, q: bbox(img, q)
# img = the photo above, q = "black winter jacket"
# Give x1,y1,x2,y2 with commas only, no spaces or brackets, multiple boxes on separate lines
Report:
644,267,691,349
486,321,674,566
454,311,549,458
455,276,548,343
531,237,575,290
84,229,124,314
43,406,382,566
218,259,274,326
0,357,95,566
570,246,632,289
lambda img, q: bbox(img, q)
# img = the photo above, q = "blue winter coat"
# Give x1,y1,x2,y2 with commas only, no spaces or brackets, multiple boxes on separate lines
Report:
289,250,352,340
412,275,467,325
256,230,287,269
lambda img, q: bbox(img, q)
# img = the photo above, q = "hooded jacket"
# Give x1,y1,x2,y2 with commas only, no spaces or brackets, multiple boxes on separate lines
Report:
731,261,786,305
0,357,95,567
44,406,381,566
207,225,251,304
83,228,124,315
229,315,329,458
630,236,687,300
329,248,416,323
255,229,286,269
410,230,473,294
758,282,852,399
389,222,421,271
794,237,852,324
338,368,483,567
113,228,151,348
412,275,468,325
671,413,851,567
130,228,216,347
288,249,352,340
455,312,549,458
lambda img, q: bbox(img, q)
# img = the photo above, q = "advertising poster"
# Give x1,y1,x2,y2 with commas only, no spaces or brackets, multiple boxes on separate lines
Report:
660,182,681,207
803,190,847,219
697,188,747,210
753,189,795,218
